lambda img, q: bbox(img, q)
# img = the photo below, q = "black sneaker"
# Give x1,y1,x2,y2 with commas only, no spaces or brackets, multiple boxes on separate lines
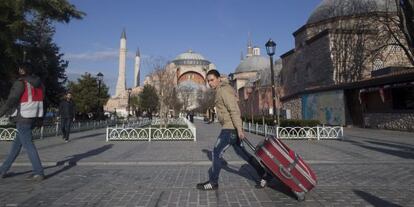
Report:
25,174,45,182
196,181,218,191
255,178,267,189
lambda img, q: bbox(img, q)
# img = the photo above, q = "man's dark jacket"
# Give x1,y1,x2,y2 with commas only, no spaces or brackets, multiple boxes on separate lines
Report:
0,75,43,124
59,99,75,119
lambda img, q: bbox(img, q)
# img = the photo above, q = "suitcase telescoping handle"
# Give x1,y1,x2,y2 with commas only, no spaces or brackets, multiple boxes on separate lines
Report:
243,138,256,151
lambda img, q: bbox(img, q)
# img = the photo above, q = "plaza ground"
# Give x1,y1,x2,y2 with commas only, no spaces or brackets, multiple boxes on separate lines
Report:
0,120,413,206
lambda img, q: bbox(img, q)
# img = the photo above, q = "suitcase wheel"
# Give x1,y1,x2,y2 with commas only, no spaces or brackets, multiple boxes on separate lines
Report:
293,191,306,201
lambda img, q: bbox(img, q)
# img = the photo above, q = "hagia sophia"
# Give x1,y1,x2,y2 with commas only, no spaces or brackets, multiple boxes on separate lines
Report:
105,0,414,131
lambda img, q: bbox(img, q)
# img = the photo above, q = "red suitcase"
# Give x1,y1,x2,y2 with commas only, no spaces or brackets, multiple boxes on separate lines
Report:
244,136,317,201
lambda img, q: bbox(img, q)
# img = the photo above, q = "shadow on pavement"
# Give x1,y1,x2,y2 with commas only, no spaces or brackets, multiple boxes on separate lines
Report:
71,132,106,141
202,149,257,182
45,144,113,179
36,132,107,151
345,139,414,159
354,190,403,207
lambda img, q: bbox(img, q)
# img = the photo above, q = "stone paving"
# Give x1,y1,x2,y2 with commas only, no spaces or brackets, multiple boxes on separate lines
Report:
0,121,414,206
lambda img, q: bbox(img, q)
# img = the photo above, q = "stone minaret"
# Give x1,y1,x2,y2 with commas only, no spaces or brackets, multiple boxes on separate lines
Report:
246,32,253,57
115,29,127,97
134,48,141,87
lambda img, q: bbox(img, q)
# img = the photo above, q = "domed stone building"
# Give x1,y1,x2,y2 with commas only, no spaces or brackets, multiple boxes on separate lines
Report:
280,0,414,130
230,40,283,118
172,49,216,86
144,49,216,111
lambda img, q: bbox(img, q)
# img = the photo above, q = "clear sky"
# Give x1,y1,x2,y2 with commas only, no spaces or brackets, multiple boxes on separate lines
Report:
54,0,322,94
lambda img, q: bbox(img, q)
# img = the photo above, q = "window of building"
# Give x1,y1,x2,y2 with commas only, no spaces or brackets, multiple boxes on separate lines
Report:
373,59,384,71
392,86,414,110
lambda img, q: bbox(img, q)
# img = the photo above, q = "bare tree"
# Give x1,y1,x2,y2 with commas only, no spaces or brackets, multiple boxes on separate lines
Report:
329,0,382,83
178,85,194,112
395,0,414,61
375,0,414,65
195,88,215,114
144,56,178,127
328,0,414,84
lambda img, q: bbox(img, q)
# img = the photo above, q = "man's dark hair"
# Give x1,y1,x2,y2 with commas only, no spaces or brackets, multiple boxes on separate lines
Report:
206,69,220,78
18,62,33,75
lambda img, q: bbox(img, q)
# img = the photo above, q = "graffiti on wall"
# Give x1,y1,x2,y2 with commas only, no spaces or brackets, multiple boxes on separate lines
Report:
302,90,345,125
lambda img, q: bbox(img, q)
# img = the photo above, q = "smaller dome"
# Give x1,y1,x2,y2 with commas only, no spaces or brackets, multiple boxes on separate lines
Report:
235,55,270,73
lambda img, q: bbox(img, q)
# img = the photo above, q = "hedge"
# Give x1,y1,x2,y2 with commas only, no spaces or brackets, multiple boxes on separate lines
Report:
242,116,321,127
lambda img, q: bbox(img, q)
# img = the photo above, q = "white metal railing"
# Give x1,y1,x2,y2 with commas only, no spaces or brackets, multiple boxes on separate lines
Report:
0,128,17,141
106,117,196,141
0,119,123,141
242,122,343,140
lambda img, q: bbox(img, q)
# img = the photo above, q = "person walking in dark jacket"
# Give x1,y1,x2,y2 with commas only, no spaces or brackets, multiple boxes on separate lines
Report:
59,92,76,142
0,63,45,181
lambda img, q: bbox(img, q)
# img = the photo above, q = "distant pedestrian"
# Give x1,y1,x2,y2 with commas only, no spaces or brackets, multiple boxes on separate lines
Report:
189,110,194,123
196,69,268,191
0,63,45,181
58,92,76,142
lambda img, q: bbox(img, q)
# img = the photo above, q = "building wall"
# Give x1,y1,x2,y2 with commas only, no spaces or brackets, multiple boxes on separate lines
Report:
364,112,414,131
302,90,346,125
233,71,257,90
281,33,334,97
283,15,412,99
283,98,302,120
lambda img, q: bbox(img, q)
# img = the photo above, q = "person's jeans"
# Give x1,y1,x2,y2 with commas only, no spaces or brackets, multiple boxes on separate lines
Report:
208,129,265,184
0,122,44,175
61,118,72,140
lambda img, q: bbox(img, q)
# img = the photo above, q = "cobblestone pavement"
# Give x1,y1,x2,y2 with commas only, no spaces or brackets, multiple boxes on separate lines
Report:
1,121,413,206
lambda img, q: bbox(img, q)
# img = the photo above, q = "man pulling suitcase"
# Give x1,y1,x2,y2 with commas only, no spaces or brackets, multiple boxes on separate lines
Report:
196,69,269,191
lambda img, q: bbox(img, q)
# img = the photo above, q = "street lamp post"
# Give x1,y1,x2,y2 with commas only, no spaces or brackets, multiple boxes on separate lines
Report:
96,72,104,120
127,88,132,118
265,39,279,126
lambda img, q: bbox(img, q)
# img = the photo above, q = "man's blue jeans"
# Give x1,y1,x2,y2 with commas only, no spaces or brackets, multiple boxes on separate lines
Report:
0,122,44,175
208,129,265,184
61,118,72,140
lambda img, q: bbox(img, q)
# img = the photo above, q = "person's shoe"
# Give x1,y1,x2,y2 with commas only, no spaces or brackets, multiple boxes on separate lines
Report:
65,139,70,143
0,171,8,179
196,181,218,191
25,174,45,182
255,178,267,189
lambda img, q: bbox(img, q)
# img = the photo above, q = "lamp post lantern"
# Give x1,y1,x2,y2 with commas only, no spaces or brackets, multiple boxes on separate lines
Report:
265,39,279,126
127,88,132,118
96,72,104,120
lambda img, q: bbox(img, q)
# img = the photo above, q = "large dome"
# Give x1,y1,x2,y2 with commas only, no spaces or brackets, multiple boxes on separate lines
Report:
307,0,396,25
235,55,270,74
173,49,211,66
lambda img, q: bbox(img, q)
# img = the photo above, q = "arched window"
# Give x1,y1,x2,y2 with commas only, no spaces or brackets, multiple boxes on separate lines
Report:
373,59,383,71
